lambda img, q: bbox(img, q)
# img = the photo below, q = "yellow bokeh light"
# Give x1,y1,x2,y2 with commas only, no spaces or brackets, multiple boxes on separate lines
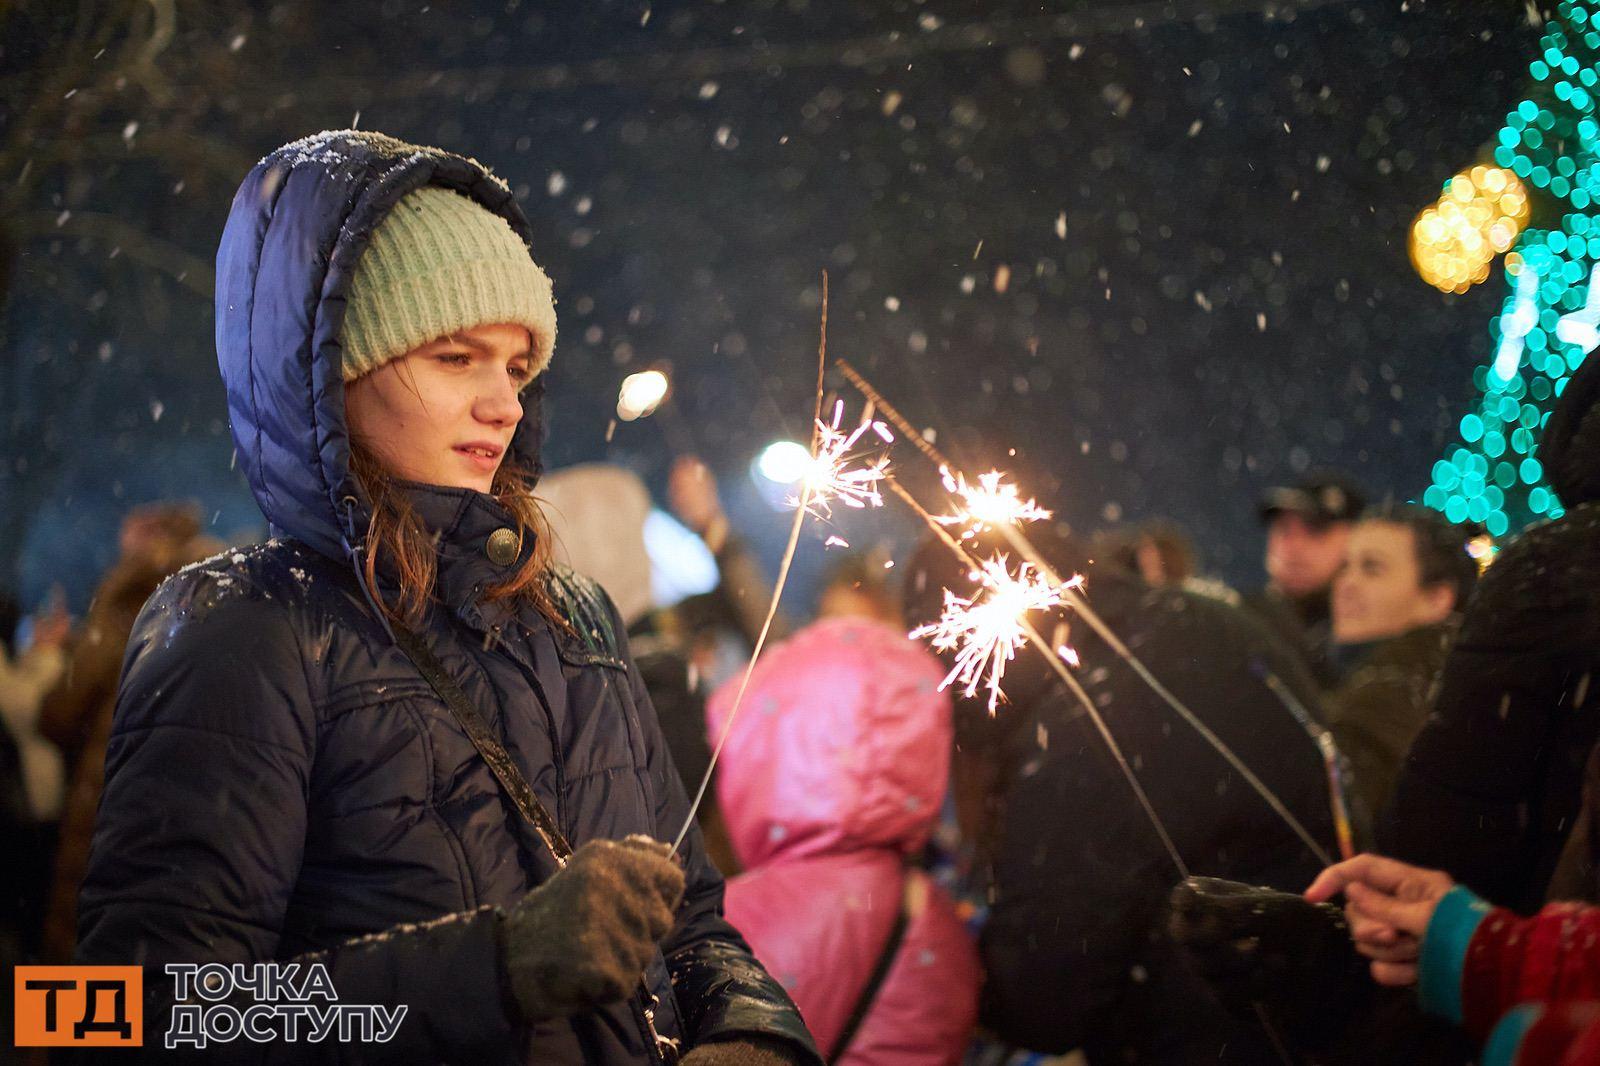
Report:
1410,166,1532,294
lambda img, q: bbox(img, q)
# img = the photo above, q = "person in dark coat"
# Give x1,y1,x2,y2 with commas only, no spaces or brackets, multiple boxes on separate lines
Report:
1538,704,1600,903
39,504,220,964
74,130,818,1066
1323,504,1477,829
904,525,1339,1064
1381,345,1600,914
1244,471,1367,690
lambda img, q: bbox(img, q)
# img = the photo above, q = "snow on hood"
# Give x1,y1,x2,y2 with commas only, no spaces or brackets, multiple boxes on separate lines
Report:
213,130,551,562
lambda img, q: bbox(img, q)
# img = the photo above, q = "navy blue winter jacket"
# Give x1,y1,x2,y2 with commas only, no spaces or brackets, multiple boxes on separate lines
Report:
74,131,819,1065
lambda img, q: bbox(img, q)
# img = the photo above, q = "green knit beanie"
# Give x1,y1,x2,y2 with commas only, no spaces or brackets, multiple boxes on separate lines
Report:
341,185,556,383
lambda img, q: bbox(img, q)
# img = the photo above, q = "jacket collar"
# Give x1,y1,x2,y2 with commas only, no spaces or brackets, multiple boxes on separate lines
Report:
1332,618,1456,674
386,481,533,635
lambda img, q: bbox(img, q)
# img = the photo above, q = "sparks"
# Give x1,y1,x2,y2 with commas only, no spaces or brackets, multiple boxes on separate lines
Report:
910,554,1082,713
785,399,891,518
937,466,1052,537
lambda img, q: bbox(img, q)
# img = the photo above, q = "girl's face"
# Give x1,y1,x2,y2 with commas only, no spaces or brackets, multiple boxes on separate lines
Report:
345,322,535,493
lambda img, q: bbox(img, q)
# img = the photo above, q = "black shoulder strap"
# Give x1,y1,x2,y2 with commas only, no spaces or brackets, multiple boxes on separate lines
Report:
390,622,683,1064
390,622,573,864
827,873,911,1063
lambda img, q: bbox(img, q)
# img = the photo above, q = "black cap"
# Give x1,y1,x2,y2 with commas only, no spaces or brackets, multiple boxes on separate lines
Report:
1258,471,1367,528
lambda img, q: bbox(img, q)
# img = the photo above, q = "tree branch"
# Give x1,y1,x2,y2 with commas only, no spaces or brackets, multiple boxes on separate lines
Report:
12,210,213,297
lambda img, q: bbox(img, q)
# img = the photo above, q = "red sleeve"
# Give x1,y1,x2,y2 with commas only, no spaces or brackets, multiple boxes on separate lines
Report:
1463,902,1600,1041
1485,1002,1600,1066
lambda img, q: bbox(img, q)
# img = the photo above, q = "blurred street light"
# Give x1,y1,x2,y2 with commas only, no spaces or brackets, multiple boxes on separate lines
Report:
616,369,671,421
754,440,811,484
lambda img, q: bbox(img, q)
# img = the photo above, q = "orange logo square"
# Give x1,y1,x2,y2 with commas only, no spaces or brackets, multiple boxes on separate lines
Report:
14,966,143,1047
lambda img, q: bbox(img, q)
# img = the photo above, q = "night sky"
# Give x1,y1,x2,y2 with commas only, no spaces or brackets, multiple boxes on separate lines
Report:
0,0,1540,612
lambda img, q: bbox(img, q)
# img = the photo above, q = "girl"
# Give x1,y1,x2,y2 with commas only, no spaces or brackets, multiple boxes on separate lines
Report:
74,130,817,1066
708,618,980,1064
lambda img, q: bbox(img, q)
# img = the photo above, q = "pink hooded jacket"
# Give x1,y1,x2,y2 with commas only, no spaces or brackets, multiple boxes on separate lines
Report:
709,618,980,1065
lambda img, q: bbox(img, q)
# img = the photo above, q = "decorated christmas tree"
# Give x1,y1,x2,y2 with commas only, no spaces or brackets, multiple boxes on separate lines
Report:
1423,1,1600,536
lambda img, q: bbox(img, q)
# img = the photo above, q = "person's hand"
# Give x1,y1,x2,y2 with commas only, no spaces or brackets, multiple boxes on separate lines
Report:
30,588,71,649
1305,854,1456,987
498,836,685,1022
668,457,725,539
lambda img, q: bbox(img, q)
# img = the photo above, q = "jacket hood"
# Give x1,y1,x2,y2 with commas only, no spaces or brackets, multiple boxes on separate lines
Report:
1543,348,1600,508
538,464,654,627
707,618,953,867
214,130,550,562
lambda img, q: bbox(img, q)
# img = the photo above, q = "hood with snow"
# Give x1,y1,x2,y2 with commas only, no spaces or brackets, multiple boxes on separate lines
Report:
706,617,953,868
214,130,550,563
537,463,654,627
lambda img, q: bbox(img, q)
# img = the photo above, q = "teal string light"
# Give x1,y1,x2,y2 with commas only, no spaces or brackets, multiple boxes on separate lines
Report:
1430,0,1600,536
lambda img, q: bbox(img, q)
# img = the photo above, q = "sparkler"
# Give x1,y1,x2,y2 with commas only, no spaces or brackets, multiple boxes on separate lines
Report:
788,398,893,520
994,520,1332,866
674,275,883,854
886,475,1186,876
843,359,1335,868
911,553,1080,714
937,466,1051,536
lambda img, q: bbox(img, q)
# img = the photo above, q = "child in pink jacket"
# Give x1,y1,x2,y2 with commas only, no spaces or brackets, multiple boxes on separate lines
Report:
708,618,981,1065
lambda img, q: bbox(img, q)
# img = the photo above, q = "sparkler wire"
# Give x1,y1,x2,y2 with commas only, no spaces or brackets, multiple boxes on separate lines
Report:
847,360,1334,867
671,477,812,854
996,522,1333,868
671,276,832,854
886,476,1189,878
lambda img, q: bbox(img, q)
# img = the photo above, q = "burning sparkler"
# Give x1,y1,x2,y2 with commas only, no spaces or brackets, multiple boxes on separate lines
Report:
937,465,1051,536
910,553,1083,714
786,398,893,519
844,359,1334,868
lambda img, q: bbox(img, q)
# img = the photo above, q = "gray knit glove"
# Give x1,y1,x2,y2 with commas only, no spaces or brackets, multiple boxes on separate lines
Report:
498,835,686,1023
681,1037,810,1066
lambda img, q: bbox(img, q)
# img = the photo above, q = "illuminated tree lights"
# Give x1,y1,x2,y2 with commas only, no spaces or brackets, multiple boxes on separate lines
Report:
1429,1,1600,535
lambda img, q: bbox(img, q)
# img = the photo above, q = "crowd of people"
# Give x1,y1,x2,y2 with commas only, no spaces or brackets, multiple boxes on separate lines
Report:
1,128,1595,1065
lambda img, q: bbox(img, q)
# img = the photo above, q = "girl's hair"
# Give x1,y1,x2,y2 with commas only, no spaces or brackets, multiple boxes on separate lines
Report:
348,439,569,632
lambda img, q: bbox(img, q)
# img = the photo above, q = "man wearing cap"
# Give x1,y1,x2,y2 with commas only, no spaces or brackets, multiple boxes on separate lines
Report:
1245,471,1367,690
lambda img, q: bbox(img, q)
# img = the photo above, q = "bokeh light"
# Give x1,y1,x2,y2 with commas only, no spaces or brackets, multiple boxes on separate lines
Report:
1425,235,1588,536
1409,166,1530,293
616,369,671,421
754,440,812,485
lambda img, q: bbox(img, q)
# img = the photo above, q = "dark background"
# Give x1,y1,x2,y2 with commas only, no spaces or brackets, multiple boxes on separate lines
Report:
0,0,1539,614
